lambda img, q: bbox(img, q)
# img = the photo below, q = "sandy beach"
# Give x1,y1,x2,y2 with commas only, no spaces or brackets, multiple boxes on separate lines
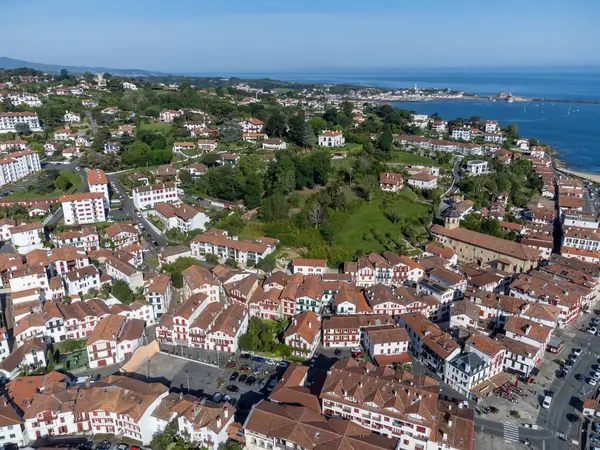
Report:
557,167,600,183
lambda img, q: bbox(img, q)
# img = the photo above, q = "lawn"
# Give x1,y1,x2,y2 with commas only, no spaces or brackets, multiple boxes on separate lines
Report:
139,121,173,133
390,150,438,166
4,169,82,200
332,190,431,254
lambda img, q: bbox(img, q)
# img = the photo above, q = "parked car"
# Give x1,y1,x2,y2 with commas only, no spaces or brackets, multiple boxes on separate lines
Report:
96,441,111,450
228,397,238,407
557,370,567,379
252,367,261,376
542,395,552,409
245,376,256,386
212,392,223,403
573,348,582,357
258,378,267,389
593,422,600,433
238,374,248,383
240,365,250,372
226,362,237,369
267,377,278,392
591,434,600,445
589,378,598,387
252,356,266,363
265,359,276,365
229,372,239,382
114,444,128,450
277,361,289,369
589,327,598,335
593,317,600,325
240,353,251,359
351,347,363,357
226,384,239,393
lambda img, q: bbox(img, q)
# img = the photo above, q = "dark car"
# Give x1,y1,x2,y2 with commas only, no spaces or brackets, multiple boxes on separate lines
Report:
229,372,239,382
252,356,266,363
576,373,584,382
240,353,251,359
557,369,567,379
245,376,256,386
334,349,342,356
228,397,238,407
238,374,248,383
227,384,239,393
95,441,111,450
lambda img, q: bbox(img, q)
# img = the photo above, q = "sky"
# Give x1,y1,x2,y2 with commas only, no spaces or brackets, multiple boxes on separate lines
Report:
2,0,600,73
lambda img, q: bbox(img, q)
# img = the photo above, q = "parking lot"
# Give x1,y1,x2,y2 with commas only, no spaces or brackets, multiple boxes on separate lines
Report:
132,351,288,418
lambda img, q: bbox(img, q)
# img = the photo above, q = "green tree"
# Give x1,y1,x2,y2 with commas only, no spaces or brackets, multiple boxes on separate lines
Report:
265,112,287,138
111,280,135,304
256,252,277,272
273,155,296,194
298,121,316,148
219,120,242,142
14,123,32,135
378,126,393,152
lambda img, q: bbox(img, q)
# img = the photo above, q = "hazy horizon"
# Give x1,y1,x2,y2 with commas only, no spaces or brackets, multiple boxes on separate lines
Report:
1,0,599,73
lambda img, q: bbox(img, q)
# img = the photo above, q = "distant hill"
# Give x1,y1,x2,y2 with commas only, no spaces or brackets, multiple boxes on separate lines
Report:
0,56,166,77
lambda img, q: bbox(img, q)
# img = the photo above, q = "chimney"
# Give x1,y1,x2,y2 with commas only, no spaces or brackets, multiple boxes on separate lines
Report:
224,408,229,419
216,416,222,428
308,321,312,329
448,418,453,427
293,319,297,326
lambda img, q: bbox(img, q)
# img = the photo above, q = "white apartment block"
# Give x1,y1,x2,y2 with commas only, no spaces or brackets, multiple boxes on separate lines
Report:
132,182,179,210
86,169,110,208
60,192,106,225
191,229,277,267
0,112,42,133
0,150,41,188
451,127,472,141
291,259,327,275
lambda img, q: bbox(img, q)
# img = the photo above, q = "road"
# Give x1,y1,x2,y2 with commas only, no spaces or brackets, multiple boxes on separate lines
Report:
538,320,600,448
105,172,168,249
444,158,462,196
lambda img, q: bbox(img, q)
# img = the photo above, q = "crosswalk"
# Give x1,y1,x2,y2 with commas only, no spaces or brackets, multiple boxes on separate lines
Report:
503,423,519,443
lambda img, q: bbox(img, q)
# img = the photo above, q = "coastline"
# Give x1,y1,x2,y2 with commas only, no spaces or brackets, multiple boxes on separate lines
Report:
554,160,600,183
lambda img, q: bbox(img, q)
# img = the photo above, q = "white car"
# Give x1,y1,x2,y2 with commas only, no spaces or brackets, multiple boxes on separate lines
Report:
265,359,276,366
590,378,598,387
593,372,600,381
590,327,598,334
542,396,552,409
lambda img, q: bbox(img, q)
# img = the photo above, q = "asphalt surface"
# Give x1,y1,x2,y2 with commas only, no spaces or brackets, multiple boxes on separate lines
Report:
105,172,168,249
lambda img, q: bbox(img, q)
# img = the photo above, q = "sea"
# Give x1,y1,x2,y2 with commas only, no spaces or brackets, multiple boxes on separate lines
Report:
218,68,600,172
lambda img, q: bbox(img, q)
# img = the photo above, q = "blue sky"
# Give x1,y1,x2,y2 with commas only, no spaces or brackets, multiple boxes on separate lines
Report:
2,0,599,73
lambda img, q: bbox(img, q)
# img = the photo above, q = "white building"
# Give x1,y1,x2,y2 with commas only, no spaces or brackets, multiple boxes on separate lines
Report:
262,138,287,150
0,405,24,447
0,112,42,133
151,202,209,232
318,130,345,147
363,325,410,366
190,229,277,267
291,259,327,276
123,82,138,90
132,182,179,210
60,192,106,225
283,311,321,358
104,255,144,290
144,274,172,317
0,150,41,188
451,127,472,141
240,118,264,133
484,120,499,133
10,222,44,253
86,169,110,208
465,160,489,175
86,315,145,369
443,352,487,398
63,265,101,296
63,111,81,123
407,172,438,190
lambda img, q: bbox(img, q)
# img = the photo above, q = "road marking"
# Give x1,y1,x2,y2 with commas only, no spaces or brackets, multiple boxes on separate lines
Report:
504,423,519,443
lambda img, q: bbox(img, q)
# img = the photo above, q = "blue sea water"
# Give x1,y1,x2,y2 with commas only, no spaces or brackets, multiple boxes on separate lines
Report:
224,68,600,172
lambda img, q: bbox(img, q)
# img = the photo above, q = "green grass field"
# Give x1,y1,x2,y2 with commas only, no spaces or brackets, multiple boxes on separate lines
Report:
332,190,430,254
390,150,438,166
5,169,82,200
139,122,173,133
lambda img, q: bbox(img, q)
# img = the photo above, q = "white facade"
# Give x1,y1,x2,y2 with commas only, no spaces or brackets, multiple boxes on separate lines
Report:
466,160,489,175
64,266,101,296
452,127,472,141
0,112,42,133
10,223,44,253
132,182,179,210
61,193,106,225
86,169,110,207
318,131,345,147
63,111,81,123
0,151,41,188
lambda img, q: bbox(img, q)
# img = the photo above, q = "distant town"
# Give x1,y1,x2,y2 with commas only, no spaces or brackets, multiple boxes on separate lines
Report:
0,66,596,450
